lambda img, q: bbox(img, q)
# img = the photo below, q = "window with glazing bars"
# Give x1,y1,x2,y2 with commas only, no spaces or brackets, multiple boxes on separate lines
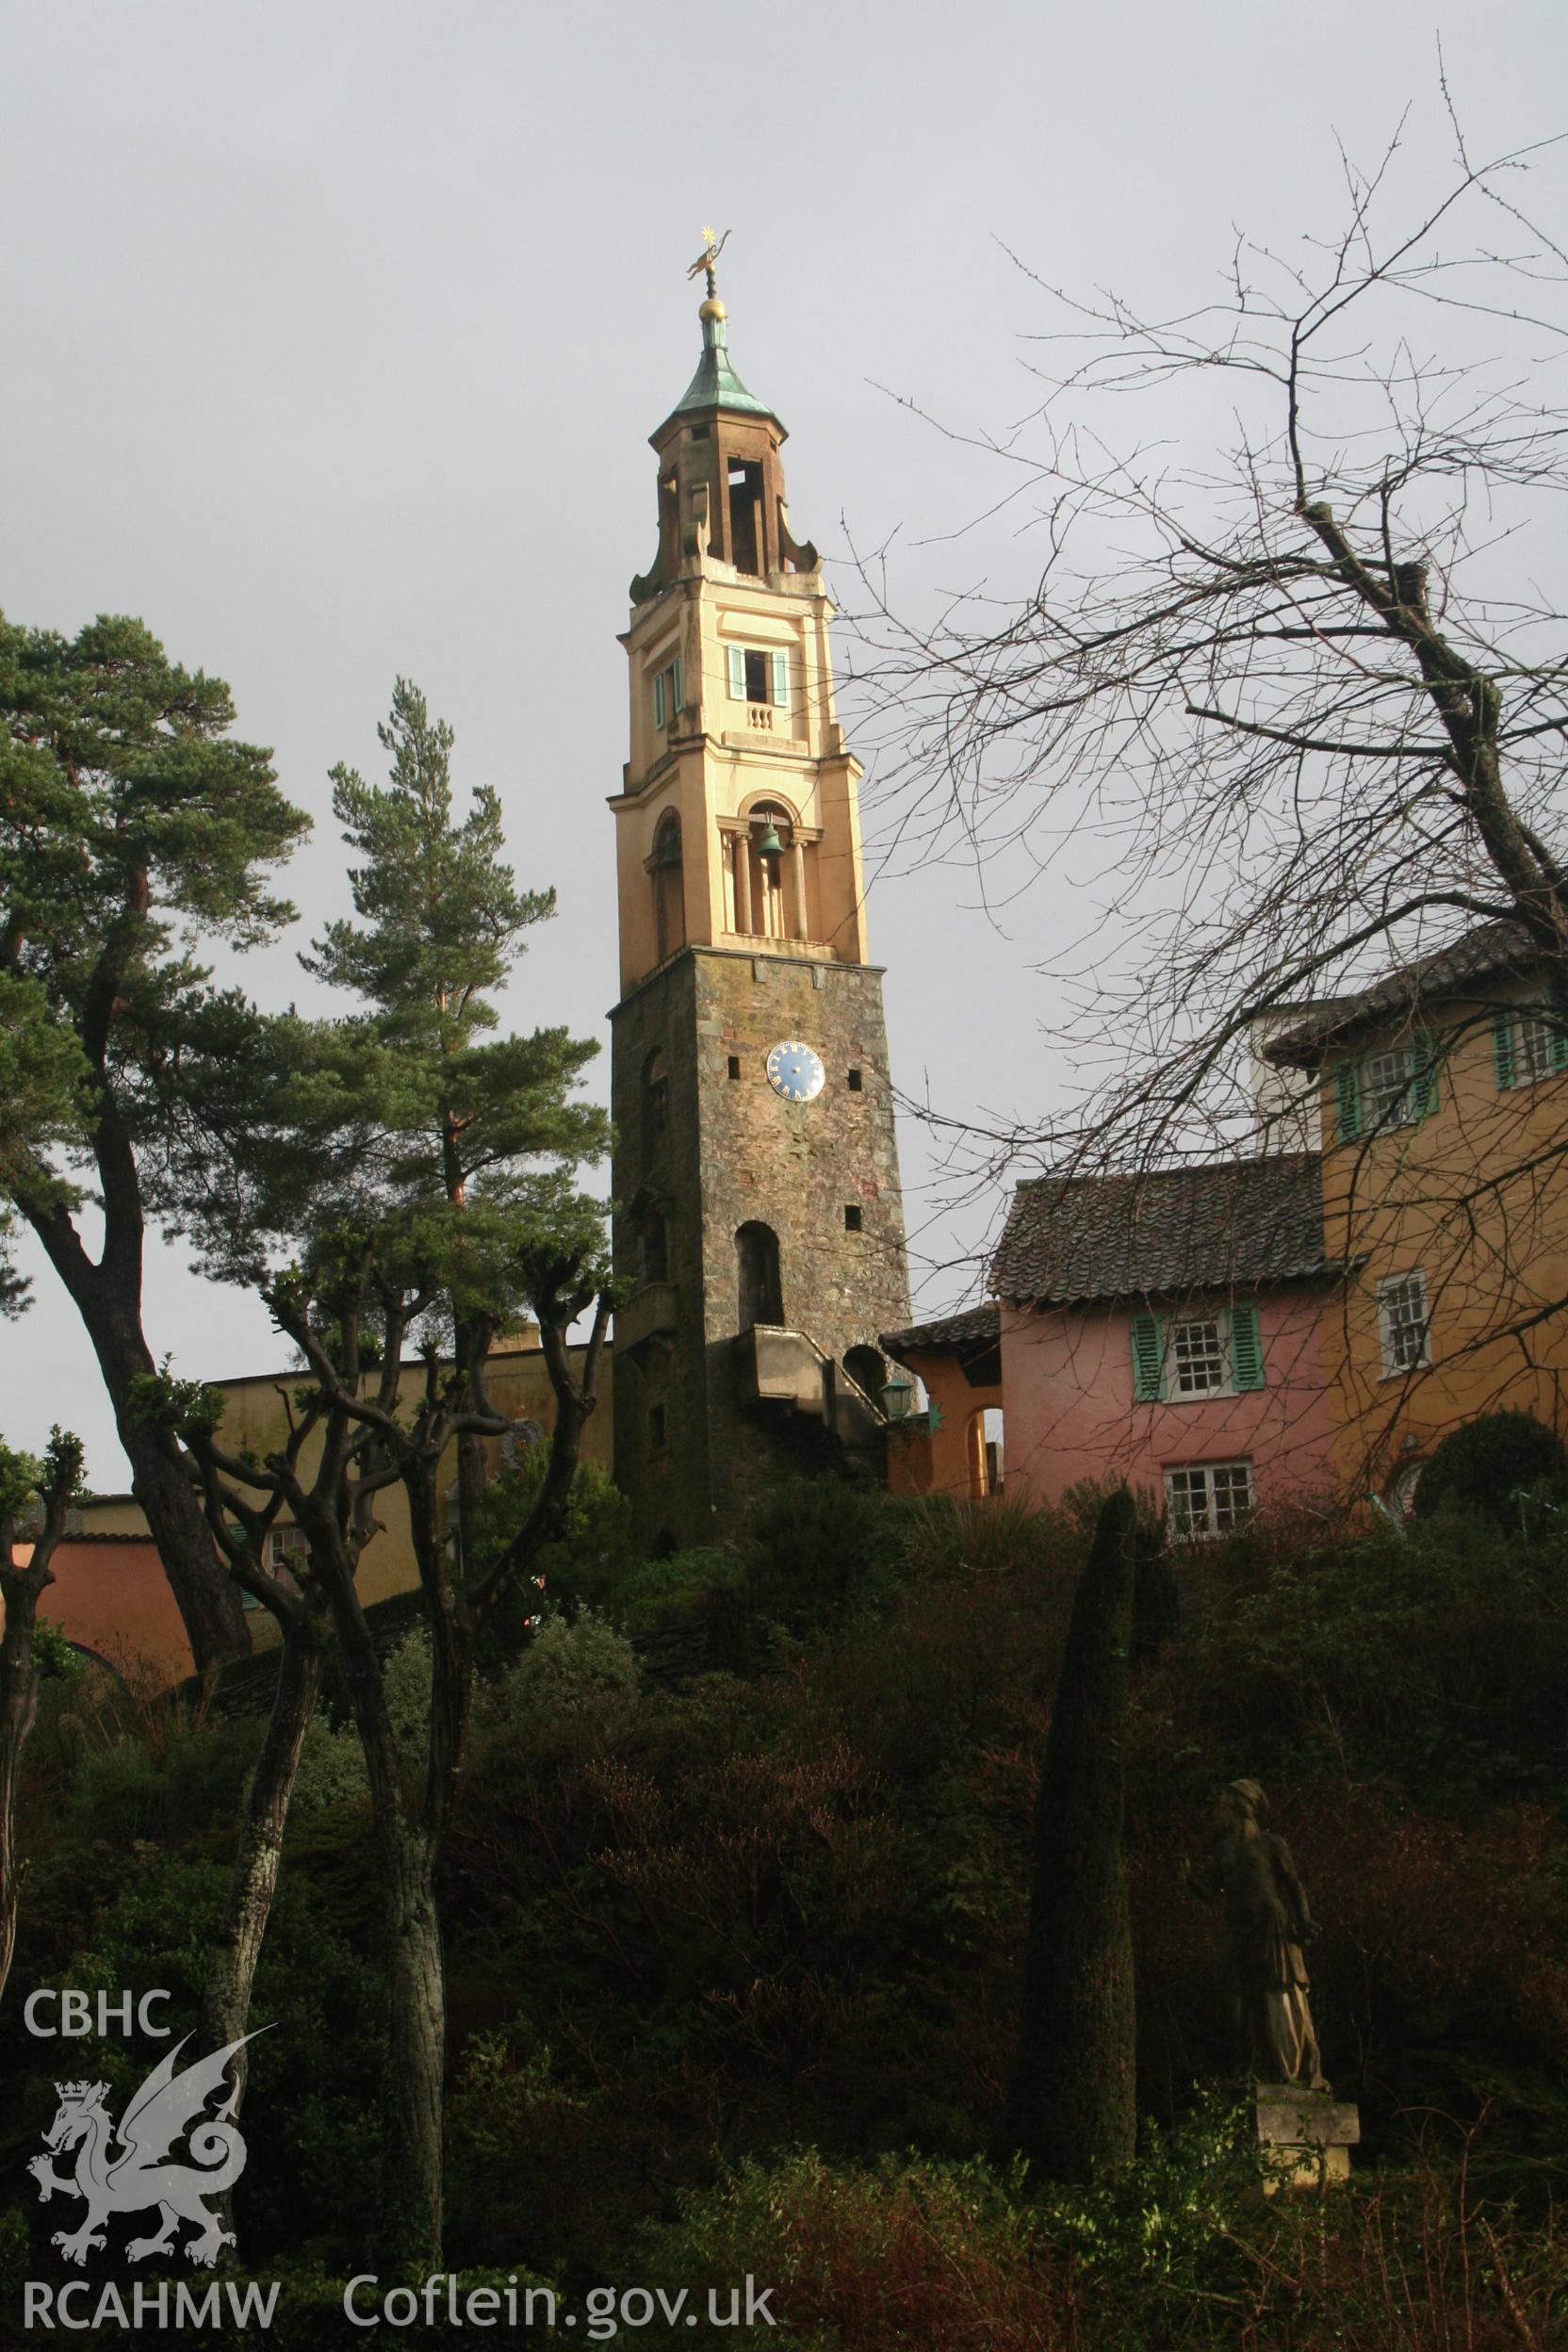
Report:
1164,1461,1254,1539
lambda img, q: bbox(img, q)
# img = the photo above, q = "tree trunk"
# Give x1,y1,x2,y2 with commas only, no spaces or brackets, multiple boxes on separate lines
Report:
27,1209,251,1670
202,1614,322,2053
200,1611,321,2246
1001,1485,1139,2181
0,1577,41,2009
380,1817,446,2269
315,1533,447,2266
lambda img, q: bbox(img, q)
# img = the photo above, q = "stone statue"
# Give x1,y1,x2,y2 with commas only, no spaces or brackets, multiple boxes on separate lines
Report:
1195,1779,1327,2089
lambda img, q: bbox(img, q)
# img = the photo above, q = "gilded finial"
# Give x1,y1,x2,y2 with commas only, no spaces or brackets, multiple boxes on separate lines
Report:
687,225,730,319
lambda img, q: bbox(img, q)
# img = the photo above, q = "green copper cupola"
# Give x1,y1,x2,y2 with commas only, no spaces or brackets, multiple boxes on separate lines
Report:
631,278,816,605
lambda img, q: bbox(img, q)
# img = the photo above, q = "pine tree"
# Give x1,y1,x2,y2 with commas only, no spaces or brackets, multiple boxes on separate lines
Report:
0,613,306,1667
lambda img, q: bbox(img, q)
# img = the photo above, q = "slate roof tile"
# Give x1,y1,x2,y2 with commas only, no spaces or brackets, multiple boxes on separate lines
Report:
992,1153,1327,1307
879,1303,1000,1357
1266,919,1543,1066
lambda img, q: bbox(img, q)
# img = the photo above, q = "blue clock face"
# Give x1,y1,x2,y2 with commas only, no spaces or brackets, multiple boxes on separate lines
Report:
765,1040,825,1103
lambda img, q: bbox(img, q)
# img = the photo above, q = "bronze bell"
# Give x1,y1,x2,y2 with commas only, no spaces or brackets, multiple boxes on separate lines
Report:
756,820,785,859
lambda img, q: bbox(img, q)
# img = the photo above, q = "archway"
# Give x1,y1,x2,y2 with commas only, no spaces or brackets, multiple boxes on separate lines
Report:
652,810,684,963
736,1221,783,1330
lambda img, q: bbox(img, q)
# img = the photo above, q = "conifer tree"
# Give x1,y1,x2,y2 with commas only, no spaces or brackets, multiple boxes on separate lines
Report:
156,682,612,2264
302,678,606,1565
0,613,306,1666
1002,1484,1138,2180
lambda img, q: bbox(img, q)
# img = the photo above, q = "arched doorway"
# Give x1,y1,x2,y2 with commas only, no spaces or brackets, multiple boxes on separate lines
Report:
967,1406,1004,1498
736,1221,783,1330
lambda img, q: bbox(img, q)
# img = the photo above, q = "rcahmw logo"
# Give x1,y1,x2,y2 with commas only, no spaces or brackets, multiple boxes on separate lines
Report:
20,1986,281,2332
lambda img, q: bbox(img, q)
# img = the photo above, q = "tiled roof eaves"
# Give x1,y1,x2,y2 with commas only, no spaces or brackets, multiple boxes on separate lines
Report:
991,1154,1327,1307
1265,921,1542,1067
880,1303,1000,1356
997,1261,1346,1311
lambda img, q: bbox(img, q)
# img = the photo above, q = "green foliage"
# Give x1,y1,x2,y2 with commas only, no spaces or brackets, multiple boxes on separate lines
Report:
619,1546,753,1666
0,612,305,1222
297,677,609,1243
29,1618,82,1682
293,1629,436,1812
1170,1511,1568,1801
304,678,556,1050
14,1851,384,2262
8,1468,1568,2325
1413,1407,1568,1527
0,1438,42,1522
486,1609,639,1722
746,1474,908,1625
468,1452,635,1615
638,2147,1054,2350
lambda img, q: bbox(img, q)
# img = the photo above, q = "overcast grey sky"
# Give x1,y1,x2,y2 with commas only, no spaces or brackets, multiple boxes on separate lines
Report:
3,1,1563,1484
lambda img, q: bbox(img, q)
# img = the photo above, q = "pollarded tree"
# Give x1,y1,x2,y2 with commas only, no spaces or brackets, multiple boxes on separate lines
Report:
148,1192,611,2268
860,106,1568,1173
0,613,307,1666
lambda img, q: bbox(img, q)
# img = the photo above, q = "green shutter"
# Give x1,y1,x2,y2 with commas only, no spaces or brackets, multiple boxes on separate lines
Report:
652,670,665,729
1230,1301,1265,1392
672,655,684,714
1550,1017,1568,1074
1493,1008,1517,1090
1411,1028,1440,1120
727,645,745,699
1334,1060,1363,1143
770,649,788,707
1130,1313,1164,1403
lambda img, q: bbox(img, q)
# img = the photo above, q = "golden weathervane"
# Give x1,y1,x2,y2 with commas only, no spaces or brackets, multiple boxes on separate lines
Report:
686,226,731,304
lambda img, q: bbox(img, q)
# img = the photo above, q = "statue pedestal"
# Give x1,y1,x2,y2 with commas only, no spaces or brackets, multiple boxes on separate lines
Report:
1253,2084,1359,2192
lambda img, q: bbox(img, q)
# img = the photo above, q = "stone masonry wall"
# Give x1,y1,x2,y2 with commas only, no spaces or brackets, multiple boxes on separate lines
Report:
611,945,911,1548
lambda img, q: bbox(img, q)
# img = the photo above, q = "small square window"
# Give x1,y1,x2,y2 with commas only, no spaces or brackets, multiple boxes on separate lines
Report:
1378,1272,1429,1376
844,1204,863,1233
727,1055,742,1081
846,1068,863,1092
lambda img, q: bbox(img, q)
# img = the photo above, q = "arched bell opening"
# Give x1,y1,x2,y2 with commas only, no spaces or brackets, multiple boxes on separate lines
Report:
650,809,685,964
726,800,814,944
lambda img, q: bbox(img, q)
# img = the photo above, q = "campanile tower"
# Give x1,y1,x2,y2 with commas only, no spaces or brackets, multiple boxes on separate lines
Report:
608,250,911,1549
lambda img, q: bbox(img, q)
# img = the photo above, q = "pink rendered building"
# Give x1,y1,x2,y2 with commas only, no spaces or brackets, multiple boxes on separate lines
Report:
993,1154,1340,1534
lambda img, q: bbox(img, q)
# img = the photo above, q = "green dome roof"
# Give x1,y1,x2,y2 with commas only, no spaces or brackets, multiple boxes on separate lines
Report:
655,307,783,440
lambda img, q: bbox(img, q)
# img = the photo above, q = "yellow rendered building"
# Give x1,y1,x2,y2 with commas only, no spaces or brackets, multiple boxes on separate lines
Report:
1266,922,1568,1504
72,1327,612,1674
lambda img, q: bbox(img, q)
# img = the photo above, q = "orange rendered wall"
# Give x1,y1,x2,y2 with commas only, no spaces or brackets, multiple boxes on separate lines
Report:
1315,991,1568,1494
4,1538,195,1688
884,1348,1004,1500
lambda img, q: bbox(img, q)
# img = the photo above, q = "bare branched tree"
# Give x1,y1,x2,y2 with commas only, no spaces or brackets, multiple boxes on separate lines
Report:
855,96,1568,1184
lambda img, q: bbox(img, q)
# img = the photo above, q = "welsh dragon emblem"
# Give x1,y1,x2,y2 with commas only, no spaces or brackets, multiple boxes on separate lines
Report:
29,2031,266,2268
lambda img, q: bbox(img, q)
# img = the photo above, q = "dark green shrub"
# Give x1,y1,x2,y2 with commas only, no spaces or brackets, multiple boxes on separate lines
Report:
619,1545,752,1667
1412,1408,1568,1527
746,1475,906,1625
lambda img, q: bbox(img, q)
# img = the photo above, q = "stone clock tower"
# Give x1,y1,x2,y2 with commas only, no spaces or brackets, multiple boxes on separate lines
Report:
608,263,912,1549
